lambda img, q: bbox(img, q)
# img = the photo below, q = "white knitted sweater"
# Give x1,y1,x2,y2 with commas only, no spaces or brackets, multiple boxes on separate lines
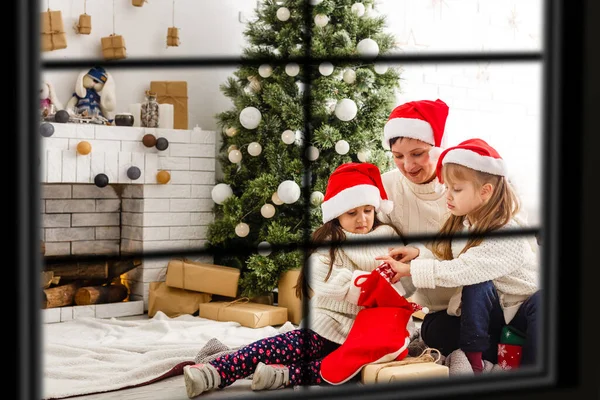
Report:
306,225,405,345
377,168,458,313
411,218,539,323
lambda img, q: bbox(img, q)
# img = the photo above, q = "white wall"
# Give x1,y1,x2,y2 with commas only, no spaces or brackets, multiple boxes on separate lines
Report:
41,0,544,225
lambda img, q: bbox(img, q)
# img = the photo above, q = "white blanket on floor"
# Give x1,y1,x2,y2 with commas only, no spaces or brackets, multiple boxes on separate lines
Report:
42,312,296,399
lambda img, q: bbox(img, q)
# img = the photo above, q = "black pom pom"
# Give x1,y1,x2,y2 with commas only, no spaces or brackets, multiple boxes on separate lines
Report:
40,122,55,137
155,137,169,151
94,173,109,188
127,166,141,180
54,110,70,123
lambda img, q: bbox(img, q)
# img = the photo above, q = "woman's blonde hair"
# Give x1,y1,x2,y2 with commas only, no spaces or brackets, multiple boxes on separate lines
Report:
431,163,520,260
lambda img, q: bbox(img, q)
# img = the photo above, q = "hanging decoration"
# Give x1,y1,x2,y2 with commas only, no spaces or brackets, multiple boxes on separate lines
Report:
239,107,262,129
260,204,276,219
281,129,295,145
247,142,262,156
258,64,273,78
257,242,272,256
343,69,356,84
357,149,371,162
285,63,300,77
101,0,127,60
132,0,146,6
41,1,67,51
276,7,290,21
167,0,180,47
356,38,379,58
74,0,92,35
277,181,301,204
271,192,284,206
351,3,366,17
319,62,334,76
235,222,250,238
306,146,320,161
335,140,350,155
310,191,325,206
314,14,329,27
334,98,358,121
211,183,234,205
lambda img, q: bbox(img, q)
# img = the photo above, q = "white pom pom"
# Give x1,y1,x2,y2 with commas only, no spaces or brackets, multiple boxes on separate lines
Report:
428,146,443,161
421,307,429,314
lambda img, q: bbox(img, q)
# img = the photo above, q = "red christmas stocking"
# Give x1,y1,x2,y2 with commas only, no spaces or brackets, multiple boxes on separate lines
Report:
320,307,412,385
497,343,522,370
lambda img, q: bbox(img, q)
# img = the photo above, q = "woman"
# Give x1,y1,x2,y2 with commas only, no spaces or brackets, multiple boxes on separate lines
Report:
377,98,461,356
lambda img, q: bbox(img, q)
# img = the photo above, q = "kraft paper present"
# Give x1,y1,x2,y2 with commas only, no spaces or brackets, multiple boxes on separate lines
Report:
199,299,288,328
77,14,91,35
41,10,67,51
148,281,212,318
101,34,127,60
150,81,188,129
361,360,449,384
277,269,303,325
165,259,240,297
167,27,180,47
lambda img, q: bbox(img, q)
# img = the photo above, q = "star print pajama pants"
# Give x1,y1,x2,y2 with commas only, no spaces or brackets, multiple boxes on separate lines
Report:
208,328,340,388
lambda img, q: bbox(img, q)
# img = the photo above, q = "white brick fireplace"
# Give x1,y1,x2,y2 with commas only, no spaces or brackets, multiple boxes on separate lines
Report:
40,122,217,321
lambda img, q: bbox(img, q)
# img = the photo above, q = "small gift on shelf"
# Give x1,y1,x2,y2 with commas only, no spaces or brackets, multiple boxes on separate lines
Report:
41,9,67,51
150,81,188,129
101,34,127,60
497,325,527,370
75,14,92,35
167,27,180,47
198,298,288,328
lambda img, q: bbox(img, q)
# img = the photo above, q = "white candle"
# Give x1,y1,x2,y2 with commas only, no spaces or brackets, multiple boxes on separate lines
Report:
158,104,174,129
128,103,142,127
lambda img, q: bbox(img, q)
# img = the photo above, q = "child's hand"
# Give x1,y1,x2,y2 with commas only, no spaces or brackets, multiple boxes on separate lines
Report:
388,246,420,262
374,256,411,283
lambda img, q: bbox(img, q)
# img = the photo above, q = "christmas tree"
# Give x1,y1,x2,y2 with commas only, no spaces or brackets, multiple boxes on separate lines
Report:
207,0,401,298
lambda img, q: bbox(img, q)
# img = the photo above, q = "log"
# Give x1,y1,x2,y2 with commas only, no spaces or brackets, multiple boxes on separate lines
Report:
43,282,80,309
75,284,129,306
44,259,142,281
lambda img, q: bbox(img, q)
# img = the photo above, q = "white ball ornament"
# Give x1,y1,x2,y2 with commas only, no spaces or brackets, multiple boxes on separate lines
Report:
319,62,334,76
357,149,371,162
228,149,242,163
227,145,239,153
225,127,238,137
277,180,301,204
281,129,296,145
276,7,290,21
351,2,366,17
306,146,320,161
335,140,350,155
211,183,233,205
343,69,356,84
314,14,329,27
239,107,262,129
374,63,389,74
310,191,324,206
258,241,272,256
235,222,250,238
357,38,379,58
334,98,358,121
258,64,273,78
260,203,276,218
285,63,300,77
272,192,284,205
309,0,323,5
247,142,262,156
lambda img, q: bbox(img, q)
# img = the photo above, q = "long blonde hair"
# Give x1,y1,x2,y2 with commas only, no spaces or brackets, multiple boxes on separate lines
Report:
431,163,520,260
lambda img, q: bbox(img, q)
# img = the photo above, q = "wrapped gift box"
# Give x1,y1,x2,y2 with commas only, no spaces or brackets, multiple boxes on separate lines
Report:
199,300,288,328
150,81,188,129
277,269,302,325
77,14,91,35
361,359,449,384
148,281,212,318
102,34,127,60
165,259,240,297
41,10,67,51
167,27,180,47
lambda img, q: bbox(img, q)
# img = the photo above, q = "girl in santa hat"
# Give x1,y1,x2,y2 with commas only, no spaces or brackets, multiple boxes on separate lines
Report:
376,138,540,374
183,162,412,397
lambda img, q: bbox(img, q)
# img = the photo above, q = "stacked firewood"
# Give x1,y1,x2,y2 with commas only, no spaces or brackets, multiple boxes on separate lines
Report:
41,241,141,309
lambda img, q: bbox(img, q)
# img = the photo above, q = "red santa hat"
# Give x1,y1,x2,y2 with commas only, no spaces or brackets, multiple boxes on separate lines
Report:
383,99,449,158
321,162,393,224
436,138,507,183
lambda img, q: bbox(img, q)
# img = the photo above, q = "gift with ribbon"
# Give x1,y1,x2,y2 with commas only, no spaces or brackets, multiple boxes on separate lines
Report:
150,81,189,129
101,34,127,60
361,348,449,384
198,297,288,328
41,9,67,51
165,259,240,297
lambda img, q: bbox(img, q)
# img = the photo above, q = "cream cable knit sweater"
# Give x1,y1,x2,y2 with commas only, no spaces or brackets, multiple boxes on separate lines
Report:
378,168,458,313
411,219,539,323
306,225,403,345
